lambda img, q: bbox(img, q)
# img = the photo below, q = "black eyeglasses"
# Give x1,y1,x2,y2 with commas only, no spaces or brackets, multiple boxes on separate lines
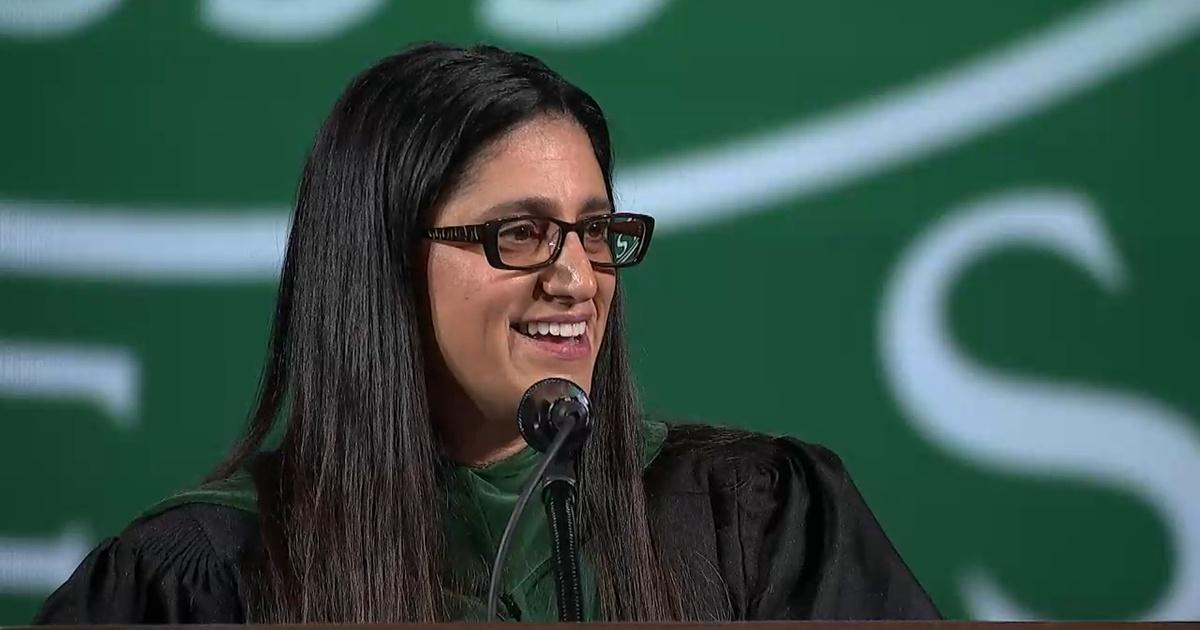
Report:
424,212,655,271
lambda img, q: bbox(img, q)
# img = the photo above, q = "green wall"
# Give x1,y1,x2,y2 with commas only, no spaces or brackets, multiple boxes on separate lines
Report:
2,0,1198,622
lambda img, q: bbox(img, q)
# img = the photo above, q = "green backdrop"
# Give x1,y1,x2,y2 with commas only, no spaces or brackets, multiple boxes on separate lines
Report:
2,0,1199,623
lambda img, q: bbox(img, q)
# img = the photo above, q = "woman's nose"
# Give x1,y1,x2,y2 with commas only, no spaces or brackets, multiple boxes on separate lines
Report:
540,233,597,302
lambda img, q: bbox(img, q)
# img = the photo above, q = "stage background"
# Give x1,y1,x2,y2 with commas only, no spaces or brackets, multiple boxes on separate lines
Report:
2,0,1198,622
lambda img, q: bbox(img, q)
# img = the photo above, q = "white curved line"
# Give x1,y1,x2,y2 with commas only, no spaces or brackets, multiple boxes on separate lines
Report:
479,0,671,46
0,199,289,281
0,526,91,594
0,340,140,426
201,0,385,42
616,0,1200,229
1,0,1196,280
0,0,122,38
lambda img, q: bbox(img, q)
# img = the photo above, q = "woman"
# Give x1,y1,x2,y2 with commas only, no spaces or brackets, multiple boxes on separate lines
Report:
36,43,939,624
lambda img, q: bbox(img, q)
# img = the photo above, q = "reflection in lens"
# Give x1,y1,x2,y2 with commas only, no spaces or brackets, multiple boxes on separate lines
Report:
609,217,643,265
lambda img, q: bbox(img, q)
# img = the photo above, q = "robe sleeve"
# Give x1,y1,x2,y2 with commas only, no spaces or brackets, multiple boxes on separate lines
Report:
33,504,250,625
740,438,941,620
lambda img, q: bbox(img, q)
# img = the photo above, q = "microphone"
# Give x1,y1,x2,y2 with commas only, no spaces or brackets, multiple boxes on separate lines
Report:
517,377,593,465
488,378,593,622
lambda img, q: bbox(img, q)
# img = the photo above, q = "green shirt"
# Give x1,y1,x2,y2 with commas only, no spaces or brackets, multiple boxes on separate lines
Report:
142,420,669,622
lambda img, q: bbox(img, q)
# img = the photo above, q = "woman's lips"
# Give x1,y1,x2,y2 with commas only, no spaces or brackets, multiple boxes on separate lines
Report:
511,326,592,360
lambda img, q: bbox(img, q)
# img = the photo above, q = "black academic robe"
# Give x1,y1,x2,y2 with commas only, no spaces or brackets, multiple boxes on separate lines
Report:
34,423,940,623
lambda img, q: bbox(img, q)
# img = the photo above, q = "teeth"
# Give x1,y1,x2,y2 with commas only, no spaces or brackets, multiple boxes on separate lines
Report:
519,321,586,338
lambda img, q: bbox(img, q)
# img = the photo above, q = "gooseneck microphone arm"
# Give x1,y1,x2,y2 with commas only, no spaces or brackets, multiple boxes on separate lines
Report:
537,395,588,622
487,378,593,623
486,415,576,622
542,463,584,621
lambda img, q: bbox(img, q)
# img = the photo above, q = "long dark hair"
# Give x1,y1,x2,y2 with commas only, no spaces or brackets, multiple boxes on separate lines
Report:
211,43,685,623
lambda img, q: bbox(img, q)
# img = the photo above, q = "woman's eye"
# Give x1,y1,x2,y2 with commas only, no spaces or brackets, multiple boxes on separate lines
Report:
499,221,538,242
584,221,608,240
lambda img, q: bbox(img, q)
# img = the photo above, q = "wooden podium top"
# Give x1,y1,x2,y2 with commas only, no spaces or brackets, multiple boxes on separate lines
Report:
9,622,1200,629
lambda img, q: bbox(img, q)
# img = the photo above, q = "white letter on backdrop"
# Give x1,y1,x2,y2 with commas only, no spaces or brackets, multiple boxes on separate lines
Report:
880,188,1200,620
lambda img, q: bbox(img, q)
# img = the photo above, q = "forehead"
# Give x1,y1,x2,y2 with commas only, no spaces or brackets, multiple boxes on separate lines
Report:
434,116,608,225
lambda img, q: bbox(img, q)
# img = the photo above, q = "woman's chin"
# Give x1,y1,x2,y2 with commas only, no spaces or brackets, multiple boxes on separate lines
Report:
509,360,593,394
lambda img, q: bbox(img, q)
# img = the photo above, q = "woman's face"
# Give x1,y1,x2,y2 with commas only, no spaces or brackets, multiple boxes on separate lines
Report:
422,116,616,439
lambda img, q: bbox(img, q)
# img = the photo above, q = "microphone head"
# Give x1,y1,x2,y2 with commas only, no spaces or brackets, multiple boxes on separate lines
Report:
517,377,592,456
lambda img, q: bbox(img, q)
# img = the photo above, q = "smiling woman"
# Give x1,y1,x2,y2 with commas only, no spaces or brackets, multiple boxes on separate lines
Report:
422,120,623,464
32,43,939,624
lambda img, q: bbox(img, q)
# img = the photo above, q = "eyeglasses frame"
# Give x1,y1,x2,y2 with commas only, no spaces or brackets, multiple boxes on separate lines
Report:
424,212,655,271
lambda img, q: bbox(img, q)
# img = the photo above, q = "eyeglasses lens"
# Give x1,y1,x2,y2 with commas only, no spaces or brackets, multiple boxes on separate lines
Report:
493,215,647,269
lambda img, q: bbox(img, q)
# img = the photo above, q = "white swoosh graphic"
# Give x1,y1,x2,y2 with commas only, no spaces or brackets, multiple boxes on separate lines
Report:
0,340,140,425
0,0,121,38
0,527,91,594
619,0,1200,229
0,200,288,282
0,0,1196,280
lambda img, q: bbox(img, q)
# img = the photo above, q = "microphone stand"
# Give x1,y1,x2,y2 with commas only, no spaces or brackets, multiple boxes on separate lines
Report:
487,418,577,623
542,453,584,622
490,378,592,623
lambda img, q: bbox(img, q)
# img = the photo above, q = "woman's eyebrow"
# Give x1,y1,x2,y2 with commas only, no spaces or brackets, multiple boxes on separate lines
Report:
476,195,611,221
579,196,612,215
477,196,556,221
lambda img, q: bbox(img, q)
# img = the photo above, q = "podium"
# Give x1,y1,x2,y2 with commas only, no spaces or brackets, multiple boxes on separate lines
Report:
9,623,1200,629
